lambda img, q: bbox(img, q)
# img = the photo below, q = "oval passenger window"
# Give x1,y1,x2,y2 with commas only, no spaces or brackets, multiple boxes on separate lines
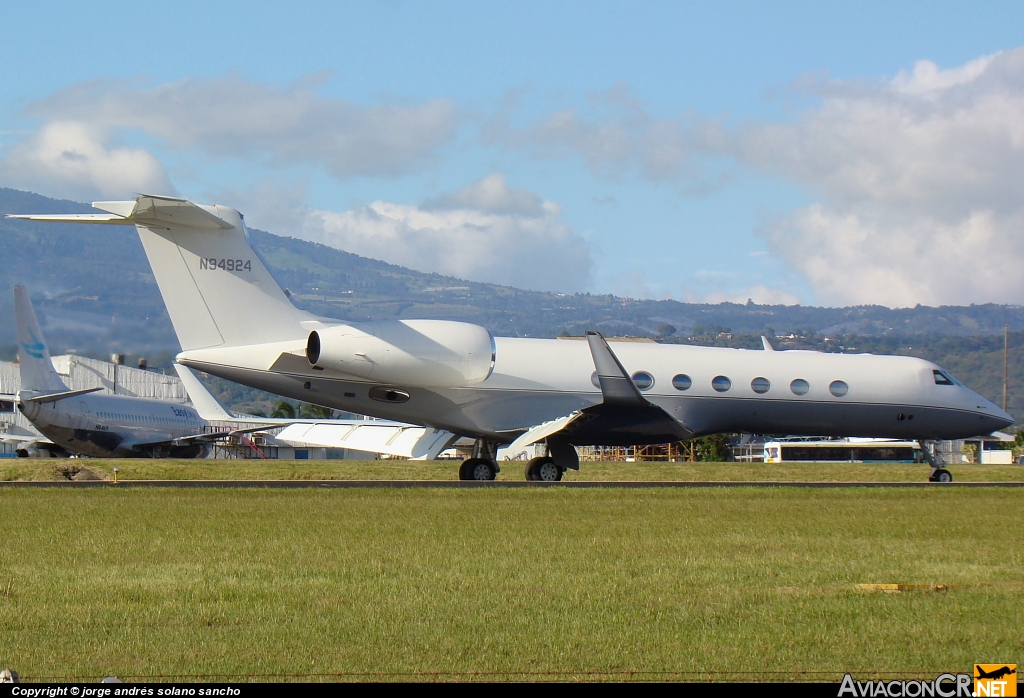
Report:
632,371,654,390
751,377,771,394
712,376,732,392
790,379,810,396
672,374,692,391
829,380,849,397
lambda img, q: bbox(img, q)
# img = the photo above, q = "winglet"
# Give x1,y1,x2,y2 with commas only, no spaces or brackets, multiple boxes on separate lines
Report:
762,336,775,351
173,364,234,420
585,331,647,406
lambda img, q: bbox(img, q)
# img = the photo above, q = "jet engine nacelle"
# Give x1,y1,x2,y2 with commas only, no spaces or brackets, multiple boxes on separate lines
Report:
307,320,495,389
16,447,52,458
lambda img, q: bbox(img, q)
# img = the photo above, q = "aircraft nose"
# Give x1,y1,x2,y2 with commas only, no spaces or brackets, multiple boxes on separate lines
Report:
975,394,1014,431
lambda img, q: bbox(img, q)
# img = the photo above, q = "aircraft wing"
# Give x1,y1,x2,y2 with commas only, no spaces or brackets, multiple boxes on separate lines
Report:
273,422,457,460
504,331,691,462
172,363,235,420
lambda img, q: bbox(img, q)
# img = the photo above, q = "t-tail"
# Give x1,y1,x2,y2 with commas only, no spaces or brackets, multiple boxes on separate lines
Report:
14,285,70,393
7,194,312,351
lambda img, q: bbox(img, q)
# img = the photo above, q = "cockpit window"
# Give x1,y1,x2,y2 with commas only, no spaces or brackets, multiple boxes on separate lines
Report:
933,370,955,386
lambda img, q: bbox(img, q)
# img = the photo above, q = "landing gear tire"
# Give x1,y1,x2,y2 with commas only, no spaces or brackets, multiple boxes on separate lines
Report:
929,468,953,483
459,458,497,481
525,457,544,481
525,457,563,482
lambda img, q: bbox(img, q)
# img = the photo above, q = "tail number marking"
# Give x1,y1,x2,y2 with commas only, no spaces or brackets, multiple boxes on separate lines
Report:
200,258,252,272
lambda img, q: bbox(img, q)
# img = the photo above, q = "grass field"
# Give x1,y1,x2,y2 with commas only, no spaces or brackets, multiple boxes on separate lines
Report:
1,486,1022,682
2,458,1024,482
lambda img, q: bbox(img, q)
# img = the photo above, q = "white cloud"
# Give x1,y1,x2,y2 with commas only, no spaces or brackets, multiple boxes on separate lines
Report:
496,49,1024,306
0,120,173,200
748,48,1024,306
288,174,593,293
27,75,459,178
484,83,711,181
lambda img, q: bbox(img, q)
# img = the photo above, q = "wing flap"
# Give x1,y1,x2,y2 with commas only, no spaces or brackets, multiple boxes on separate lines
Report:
503,413,583,460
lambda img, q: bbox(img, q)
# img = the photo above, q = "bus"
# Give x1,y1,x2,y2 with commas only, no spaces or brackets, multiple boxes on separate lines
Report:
763,439,923,463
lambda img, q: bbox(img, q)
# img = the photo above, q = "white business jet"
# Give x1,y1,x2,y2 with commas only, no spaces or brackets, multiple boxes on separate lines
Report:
3,285,270,458
8,195,1012,480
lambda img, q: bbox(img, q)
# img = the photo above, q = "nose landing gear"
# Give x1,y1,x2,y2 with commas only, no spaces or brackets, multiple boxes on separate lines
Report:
919,440,953,482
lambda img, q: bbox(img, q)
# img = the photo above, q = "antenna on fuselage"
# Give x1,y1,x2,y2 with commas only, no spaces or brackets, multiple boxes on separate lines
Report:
761,336,775,352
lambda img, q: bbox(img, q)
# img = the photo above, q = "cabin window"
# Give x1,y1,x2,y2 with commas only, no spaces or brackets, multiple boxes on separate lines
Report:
631,371,654,391
829,380,849,397
751,377,771,394
933,370,954,386
672,374,692,391
790,379,810,395
712,376,732,392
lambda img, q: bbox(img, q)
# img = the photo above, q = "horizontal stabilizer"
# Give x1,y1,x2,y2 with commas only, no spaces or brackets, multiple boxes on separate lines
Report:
6,194,232,230
4,213,134,225
24,387,103,404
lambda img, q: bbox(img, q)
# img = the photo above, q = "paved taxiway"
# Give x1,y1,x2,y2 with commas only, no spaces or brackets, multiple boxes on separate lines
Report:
1,480,1022,488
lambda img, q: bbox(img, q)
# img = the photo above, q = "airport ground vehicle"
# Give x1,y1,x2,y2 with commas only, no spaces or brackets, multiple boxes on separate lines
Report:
763,439,922,464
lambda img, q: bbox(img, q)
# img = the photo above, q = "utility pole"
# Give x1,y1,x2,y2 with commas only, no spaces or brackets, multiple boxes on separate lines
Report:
1003,324,1009,412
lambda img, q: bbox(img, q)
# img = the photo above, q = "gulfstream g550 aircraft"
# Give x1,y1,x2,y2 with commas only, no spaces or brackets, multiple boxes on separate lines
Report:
8,195,1012,480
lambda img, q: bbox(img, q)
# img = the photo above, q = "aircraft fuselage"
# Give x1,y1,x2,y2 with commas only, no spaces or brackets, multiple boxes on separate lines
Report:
19,392,206,458
181,337,1011,444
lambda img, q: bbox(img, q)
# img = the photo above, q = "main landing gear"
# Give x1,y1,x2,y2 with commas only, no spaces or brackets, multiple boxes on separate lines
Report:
525,457,563,482
458,439,499,481
918,439,953,482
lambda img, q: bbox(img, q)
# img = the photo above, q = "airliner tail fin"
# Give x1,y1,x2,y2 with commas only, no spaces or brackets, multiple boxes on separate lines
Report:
14,286,69,393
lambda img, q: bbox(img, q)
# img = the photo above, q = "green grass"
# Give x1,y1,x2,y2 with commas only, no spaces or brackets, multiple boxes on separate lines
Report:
1,488,1022,682
1,458,1023,482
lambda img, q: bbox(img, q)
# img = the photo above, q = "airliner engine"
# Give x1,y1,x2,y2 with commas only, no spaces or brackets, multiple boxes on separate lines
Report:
307,319,495,389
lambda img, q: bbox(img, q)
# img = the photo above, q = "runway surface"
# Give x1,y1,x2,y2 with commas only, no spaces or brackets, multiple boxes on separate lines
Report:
2,480,1023,488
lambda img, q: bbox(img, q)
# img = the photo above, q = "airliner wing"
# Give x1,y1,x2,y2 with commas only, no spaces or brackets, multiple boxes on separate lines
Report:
129,423,295,450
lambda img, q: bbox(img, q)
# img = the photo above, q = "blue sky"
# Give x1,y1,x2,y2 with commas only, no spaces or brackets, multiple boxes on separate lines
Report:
3,1,1024,306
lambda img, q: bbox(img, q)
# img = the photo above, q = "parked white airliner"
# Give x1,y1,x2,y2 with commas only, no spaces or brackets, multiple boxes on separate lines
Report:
4,285,267,458
8,195,1012,480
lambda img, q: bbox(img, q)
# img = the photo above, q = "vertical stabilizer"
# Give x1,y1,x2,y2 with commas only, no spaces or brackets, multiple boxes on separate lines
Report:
7,195,313,351
173,363,234,420
124,196,311,350
14,286,69,393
